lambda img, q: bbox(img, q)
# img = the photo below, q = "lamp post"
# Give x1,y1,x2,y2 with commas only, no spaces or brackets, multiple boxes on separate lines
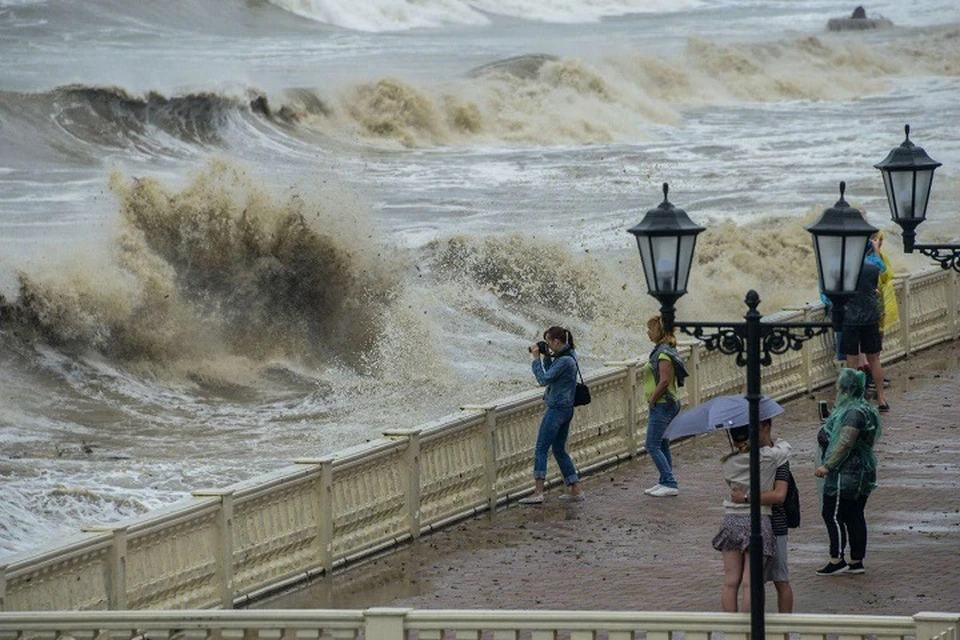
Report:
875,124,960,271
628,183,876,640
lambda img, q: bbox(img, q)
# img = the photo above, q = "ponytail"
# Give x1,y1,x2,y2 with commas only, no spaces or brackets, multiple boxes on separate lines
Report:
544,326,574,350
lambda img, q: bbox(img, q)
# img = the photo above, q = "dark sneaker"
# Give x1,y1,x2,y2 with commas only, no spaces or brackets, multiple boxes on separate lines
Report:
883,378,892,388
816,560,849,576
847,562,865,574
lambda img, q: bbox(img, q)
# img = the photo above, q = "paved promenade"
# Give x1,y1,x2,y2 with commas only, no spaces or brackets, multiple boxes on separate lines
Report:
263,341,960,616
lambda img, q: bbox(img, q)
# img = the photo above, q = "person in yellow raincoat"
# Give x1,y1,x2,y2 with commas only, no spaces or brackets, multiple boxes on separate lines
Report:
856,231,898,395
874,231,898,336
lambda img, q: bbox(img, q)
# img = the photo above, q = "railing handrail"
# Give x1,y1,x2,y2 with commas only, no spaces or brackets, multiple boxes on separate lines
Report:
0,608,955,640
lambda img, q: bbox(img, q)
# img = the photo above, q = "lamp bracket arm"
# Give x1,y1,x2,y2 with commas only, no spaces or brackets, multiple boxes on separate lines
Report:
675,321,747,364
914,245,960,273
675,321,831,368
758,322,832,365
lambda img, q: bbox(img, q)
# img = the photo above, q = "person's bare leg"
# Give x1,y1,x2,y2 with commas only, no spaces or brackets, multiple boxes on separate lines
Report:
866,352,886,405
721,550,744,612
739,551,754,613
774,580,794,613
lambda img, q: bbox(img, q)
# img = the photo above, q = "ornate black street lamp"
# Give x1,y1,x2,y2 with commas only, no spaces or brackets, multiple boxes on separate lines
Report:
628,183,876,640
875,124,960,271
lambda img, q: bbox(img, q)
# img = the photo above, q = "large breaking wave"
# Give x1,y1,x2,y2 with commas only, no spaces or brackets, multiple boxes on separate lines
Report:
2,27,957,159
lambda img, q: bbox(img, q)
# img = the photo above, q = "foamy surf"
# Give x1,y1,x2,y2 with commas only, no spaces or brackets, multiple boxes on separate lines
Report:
267,0,701,32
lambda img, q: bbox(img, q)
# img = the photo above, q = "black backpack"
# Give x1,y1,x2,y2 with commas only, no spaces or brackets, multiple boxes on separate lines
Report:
784,470,801,528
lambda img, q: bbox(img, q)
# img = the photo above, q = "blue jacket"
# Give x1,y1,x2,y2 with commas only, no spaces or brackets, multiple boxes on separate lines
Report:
532,346,578,408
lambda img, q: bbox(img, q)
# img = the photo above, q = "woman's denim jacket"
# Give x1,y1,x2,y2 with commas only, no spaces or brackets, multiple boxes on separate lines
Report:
531,346,578,409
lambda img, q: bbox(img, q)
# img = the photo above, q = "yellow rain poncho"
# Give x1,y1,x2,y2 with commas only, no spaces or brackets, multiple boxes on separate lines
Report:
876,231,899,334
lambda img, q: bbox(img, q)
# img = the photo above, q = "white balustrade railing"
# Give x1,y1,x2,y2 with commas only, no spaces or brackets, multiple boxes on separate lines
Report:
0,608,957,640
0,268,957,612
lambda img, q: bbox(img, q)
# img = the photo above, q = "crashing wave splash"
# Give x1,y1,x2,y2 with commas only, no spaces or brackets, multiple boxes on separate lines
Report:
0,160,403,375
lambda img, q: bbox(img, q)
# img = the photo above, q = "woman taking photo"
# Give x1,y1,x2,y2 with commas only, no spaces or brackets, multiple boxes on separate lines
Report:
519,326,584,504
643,314,687,497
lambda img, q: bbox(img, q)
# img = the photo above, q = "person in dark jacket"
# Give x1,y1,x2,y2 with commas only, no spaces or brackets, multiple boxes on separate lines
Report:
841,252,889,411
814,368,882,575
519,326,584,504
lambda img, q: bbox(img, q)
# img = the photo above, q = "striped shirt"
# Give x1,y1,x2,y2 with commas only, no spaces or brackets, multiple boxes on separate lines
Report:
771,462,790,536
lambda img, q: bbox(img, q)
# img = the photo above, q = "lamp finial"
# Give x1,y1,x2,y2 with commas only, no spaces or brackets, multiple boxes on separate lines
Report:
662,182,669,201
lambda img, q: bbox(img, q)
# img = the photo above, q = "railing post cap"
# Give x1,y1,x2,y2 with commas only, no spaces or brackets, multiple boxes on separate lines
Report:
913,612,960,620
293,456,336,465
602,359,642,366
383,428,422,438
81,525,128,533
365,607,414,615
192,488,235,498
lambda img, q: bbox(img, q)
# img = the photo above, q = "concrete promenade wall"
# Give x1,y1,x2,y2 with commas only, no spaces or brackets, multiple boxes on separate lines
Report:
1,267,957,612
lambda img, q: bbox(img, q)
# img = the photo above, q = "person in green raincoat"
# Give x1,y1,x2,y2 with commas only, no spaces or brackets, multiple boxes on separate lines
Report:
813,368,882,576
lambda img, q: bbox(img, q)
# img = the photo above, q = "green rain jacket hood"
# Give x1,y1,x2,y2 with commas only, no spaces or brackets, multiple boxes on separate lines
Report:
821,368,883,499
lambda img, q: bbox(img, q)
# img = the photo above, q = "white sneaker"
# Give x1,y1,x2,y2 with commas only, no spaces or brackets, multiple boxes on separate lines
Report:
650,485,679,497
644,484,663,495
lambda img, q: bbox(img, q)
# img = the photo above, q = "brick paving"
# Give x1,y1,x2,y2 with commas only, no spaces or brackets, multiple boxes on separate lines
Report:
262,341,960,616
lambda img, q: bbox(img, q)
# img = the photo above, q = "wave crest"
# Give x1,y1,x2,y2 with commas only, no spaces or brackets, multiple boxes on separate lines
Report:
49,85,260,148
289,29,960,148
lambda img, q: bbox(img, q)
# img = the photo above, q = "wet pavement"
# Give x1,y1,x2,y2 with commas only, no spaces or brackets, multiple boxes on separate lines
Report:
259,341,960,616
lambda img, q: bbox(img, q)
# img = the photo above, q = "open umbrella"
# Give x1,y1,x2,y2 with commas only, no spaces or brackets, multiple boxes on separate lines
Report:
666,394,784,441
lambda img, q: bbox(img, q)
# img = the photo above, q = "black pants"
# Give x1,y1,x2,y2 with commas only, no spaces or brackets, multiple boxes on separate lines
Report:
821,492,869,561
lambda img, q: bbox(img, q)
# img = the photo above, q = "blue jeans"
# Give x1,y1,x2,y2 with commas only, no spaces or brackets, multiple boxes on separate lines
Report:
533,406,579,485
646,398,680,488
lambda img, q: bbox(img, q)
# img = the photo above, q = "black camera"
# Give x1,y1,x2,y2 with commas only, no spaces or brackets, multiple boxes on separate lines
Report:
536,340,549,355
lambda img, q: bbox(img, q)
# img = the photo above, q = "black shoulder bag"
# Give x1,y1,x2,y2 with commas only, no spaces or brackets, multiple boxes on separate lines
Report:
571,357,591,407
